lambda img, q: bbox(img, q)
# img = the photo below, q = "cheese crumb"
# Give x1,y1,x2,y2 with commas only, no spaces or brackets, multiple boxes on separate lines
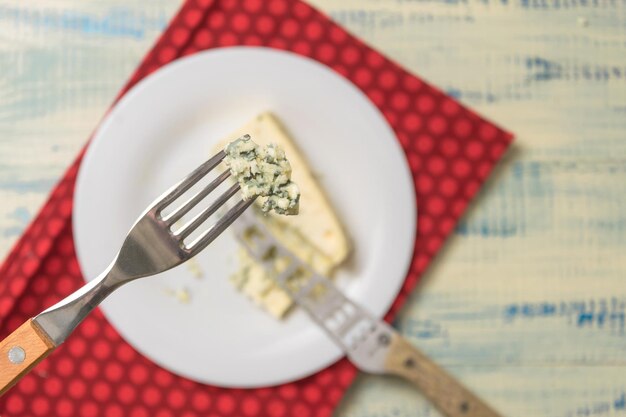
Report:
224,135,300,215
185,257,204,279
165,287,191,304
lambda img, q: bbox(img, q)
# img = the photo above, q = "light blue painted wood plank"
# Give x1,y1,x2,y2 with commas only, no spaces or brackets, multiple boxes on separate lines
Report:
0,0,182,255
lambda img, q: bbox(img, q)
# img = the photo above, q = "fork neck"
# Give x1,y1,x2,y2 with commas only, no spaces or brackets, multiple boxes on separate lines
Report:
32,265,125,346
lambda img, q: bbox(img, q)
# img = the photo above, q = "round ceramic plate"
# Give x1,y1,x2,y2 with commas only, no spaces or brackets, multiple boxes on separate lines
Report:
73,47,416,387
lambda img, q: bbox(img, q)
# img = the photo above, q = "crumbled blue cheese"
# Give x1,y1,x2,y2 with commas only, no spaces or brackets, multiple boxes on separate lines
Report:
224,135,300,215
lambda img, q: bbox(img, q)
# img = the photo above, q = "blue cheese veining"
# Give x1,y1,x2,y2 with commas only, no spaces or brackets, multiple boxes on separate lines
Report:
224,135,300,215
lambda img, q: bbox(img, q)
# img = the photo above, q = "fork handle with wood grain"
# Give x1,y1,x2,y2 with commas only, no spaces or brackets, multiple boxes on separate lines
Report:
0,320,55,395
385,333,502,417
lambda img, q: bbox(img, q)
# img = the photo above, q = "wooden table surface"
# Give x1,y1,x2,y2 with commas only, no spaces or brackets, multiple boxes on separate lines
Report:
1,1,625,416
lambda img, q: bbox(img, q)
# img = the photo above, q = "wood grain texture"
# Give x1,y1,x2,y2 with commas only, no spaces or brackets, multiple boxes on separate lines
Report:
0,319,55,396
385,333,504,417
0,0,624,416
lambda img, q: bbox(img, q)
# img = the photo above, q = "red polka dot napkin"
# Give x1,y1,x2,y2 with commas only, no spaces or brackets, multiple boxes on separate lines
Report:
0,0,513,416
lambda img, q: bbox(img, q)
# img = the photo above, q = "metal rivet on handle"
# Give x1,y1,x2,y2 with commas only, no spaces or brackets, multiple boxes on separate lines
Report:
8,346,25,364
404,357,416,368
460,401,470,413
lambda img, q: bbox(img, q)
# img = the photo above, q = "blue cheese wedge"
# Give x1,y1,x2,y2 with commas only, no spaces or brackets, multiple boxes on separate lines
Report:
218,113,351,318
224,135,300,215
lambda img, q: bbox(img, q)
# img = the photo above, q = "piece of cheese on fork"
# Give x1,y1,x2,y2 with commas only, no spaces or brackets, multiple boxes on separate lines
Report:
216,112,351,317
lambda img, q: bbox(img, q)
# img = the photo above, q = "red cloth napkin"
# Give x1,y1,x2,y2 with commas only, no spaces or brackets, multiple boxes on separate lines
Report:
0,0,513,416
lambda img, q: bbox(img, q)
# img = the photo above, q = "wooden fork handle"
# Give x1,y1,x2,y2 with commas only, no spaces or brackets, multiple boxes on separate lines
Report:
384,333,503,417
0,319,56,396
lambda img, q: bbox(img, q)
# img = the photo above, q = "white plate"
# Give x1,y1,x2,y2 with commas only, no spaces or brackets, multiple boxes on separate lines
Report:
73,47,416,387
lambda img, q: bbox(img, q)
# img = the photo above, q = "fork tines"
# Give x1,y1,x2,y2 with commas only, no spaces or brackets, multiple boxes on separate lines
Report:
152,147,255,255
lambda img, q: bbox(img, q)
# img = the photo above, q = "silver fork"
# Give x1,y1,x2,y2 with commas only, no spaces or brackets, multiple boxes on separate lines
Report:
232,211,503,417
0,144,254,396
